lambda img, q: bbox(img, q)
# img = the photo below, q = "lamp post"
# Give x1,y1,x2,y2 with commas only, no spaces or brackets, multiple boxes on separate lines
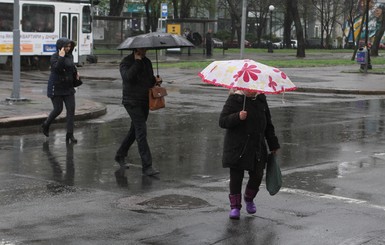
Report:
268,5,274,53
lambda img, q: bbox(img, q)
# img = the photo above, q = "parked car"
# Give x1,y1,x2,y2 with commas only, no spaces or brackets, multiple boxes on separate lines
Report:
212,38,223,48
272,41,283,49
275,40,297,48
226,39,251,48
291,39,298,48
252,40,268,48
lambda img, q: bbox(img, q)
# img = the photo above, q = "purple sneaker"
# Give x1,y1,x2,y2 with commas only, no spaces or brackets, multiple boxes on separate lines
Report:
245,201,256,214
229,208,240,219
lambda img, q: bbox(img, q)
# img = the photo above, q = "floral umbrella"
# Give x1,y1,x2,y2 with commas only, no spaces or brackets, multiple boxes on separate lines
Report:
198,59,296,94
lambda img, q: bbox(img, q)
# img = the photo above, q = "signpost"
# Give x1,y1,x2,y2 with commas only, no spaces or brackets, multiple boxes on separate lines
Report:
158,3,168,33
161,3,168,18
7,0,26,101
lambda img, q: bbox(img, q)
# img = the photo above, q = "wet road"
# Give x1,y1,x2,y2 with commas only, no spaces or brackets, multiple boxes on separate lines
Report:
1,66,385,244
1,71,385,198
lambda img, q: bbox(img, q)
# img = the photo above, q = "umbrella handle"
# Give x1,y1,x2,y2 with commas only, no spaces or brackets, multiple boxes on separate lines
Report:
156,50,159,76
281,91,285,104
243,94,246,111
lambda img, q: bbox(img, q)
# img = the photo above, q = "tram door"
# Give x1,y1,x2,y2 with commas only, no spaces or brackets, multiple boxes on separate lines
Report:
60,13,79,63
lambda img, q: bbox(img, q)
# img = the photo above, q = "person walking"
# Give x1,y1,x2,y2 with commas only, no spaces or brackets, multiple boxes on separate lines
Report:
41,37,79,144
219,90,280,219
115,48,162,176
205,29,213,56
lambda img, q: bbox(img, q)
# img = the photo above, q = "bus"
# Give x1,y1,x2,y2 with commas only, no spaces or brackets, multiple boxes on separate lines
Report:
0,0,93,70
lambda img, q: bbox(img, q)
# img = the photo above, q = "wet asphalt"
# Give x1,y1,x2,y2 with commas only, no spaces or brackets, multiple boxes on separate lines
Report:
1,51,385,244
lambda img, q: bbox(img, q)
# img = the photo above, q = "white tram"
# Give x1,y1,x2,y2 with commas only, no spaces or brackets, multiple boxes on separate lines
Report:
0,0,93,69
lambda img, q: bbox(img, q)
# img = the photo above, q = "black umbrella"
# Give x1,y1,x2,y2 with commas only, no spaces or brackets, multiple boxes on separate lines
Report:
117,32,194,75
117,32,194,50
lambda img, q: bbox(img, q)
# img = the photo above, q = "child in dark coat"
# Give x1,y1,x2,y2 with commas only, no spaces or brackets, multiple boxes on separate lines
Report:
219,90,280,219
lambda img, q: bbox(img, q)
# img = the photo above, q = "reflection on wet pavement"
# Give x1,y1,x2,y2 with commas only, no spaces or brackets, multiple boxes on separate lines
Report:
1,97,385,204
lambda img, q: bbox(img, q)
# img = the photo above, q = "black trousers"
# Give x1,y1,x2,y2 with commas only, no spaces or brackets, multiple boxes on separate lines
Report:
116,103,152,170
229,168,264,195
46,95,75,133
206,42,212,56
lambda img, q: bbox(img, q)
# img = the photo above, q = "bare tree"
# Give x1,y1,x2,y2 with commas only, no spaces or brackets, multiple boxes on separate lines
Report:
145,0,153,32
109,0,125,16
248,0,273,46
289,0,306,57
171,0,179,19
311,0,345,48
282,2,292,48
180,0,194,18
298,0,314,40
226,0,242,45
344,0,357,47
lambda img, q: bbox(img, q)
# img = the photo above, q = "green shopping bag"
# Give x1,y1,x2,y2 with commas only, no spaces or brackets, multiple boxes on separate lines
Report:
266,153,282,196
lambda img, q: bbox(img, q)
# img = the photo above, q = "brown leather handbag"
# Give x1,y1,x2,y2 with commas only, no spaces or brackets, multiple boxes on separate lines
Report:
149,86,167,110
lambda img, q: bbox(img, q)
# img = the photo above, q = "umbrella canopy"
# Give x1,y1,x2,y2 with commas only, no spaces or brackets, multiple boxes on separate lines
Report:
198,59,296,94
117,32,194,50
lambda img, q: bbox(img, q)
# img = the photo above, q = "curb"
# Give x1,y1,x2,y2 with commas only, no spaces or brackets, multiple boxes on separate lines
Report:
0,100,107,128
295,87,385,95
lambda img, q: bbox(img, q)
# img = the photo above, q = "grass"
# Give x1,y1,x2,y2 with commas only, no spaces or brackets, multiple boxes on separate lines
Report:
157,57,385,70
94,47,385,71
174,48,385,70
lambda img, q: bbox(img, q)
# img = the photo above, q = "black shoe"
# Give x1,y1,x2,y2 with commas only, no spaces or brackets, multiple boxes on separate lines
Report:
41,122,49,137
114,156,129,168
114,168,128,187
66,133,78,144
143,167,160,176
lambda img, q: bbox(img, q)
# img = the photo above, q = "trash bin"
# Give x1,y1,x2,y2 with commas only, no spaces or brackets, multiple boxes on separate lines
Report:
356,46,372,71
356,47,368,64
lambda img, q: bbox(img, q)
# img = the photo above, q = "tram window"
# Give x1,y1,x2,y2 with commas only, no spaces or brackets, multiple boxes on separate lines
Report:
62,16,68,38
22,4,54,32
82,6,92,33
72,17,78,43
0,3,13,32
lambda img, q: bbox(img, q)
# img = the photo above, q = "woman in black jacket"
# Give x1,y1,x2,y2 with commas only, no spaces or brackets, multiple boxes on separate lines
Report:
219,90,280,219
41,37,79,144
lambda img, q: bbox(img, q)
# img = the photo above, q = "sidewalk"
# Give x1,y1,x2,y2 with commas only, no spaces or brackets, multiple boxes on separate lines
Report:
1,51,385,128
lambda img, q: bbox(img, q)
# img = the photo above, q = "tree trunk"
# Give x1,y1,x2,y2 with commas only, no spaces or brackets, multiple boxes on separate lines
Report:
109,0,125,16
107,0,125,44
172,0,179,19
180,0,192,18
290,0,306,57
145,0,152,33
284,1,293,48
227,0,242,47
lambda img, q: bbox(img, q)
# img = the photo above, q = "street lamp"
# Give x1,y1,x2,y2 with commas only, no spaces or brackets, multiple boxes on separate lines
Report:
268,5,275,53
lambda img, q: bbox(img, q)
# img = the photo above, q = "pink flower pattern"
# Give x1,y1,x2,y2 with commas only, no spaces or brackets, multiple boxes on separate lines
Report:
273,68,287,79
233,63,261,82
268,76,278,91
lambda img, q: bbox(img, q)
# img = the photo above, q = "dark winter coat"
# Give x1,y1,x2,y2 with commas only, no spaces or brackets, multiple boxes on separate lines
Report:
119,53,157,106
219,93,280,171
47,38,77,98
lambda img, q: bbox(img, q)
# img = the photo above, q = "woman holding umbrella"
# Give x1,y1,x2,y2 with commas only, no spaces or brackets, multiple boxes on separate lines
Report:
219,89,280,219
199,59,295,219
